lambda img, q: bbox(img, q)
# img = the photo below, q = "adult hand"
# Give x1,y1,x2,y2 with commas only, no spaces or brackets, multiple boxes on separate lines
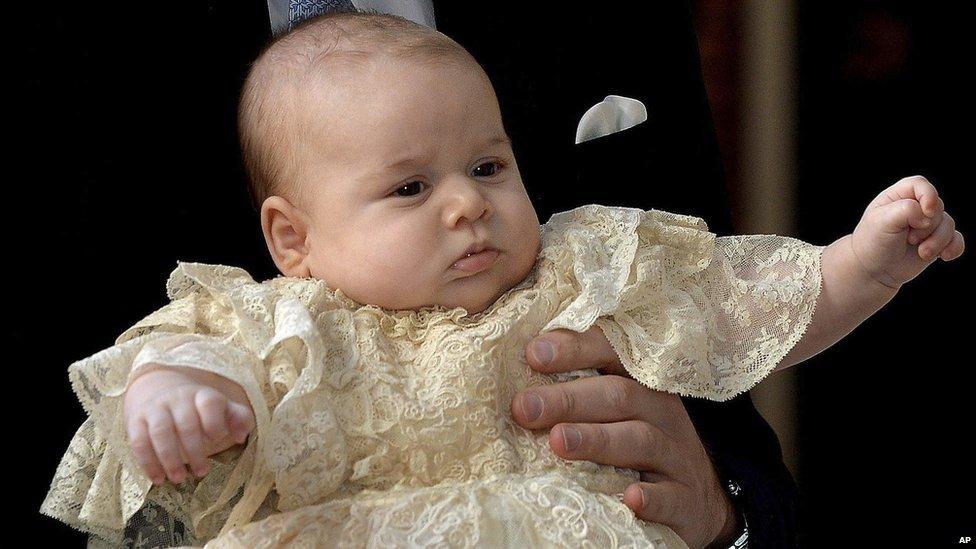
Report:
510,327,739,549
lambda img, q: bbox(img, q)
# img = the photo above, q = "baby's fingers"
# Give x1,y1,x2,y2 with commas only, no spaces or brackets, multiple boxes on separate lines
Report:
196,388,233,449
940,230,965,261
146,407,189,484
916,180,943,218
876,198,928,235
918,212,956,262
907,196,946,245
127,416,167,485
227,402,256,444
869,175,939,211
170,399,210,478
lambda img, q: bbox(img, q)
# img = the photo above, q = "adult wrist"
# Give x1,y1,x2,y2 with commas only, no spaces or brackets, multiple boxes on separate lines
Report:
682,393,801,547
710,511,739,548
707,480,748,549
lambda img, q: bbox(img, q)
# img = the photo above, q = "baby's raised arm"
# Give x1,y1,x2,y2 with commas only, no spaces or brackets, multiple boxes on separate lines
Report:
123,365,256,485
777,175,964,370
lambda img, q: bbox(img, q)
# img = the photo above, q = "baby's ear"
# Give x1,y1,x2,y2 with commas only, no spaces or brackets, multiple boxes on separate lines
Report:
261,195,311,277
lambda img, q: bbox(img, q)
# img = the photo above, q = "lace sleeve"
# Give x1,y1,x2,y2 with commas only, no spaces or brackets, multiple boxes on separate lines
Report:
541,206,824,401
40,263,351,547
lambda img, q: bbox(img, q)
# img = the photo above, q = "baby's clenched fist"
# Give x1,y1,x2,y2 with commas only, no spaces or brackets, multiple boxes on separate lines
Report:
851,175,965,288
123,365,255,485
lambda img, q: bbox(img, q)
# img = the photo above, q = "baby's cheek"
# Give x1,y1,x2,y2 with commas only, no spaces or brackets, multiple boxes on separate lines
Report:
364,246,437,309
513,225,542,277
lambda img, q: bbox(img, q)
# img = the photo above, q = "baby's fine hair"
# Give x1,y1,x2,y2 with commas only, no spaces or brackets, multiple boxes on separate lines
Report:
238,9,478,212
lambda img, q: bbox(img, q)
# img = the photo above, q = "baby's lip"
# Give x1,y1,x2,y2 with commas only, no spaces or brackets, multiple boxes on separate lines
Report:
451,246,498,275
458,242,492,260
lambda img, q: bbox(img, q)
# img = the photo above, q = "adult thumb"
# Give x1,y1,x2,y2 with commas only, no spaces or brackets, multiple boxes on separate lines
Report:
526,326,626,376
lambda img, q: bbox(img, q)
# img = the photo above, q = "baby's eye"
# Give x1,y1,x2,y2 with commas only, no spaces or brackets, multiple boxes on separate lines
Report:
392,181,426,197
472,160,505,178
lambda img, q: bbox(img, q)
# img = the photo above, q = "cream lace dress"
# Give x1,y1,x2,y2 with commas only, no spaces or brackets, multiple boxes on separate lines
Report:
40,205,823,548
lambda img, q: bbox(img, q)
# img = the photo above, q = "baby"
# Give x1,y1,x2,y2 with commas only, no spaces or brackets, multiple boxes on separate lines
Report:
42,11,964,549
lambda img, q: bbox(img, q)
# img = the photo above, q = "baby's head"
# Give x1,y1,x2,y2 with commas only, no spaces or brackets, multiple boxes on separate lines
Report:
239,11,541,314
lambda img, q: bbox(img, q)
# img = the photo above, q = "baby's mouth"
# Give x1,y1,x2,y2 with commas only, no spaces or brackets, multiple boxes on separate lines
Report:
451,248,499,275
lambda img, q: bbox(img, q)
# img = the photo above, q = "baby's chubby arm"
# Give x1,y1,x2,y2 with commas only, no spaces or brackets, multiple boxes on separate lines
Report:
777,175,965,370
123,365,256,485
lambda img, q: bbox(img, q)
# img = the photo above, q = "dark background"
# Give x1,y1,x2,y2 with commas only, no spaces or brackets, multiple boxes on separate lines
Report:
793,2,973,546
17,1,972,546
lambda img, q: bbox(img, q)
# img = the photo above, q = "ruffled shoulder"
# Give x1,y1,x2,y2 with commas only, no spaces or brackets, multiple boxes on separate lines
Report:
535,204,823,401
539,204,716,332
115,261,366,342
164,262,347,306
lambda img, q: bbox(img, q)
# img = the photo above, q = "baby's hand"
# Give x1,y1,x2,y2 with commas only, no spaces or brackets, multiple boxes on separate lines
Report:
123,365,255,485
851,175,965,288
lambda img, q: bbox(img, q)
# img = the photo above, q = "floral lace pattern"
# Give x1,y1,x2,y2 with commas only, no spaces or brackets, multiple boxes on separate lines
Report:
40,205,823,548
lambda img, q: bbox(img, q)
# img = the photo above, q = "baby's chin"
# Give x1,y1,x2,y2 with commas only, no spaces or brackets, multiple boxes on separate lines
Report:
446,251,537,314
373,254,534,314
456,296,496,316
424,275,505,316
439,280,512,316
364,283,506,315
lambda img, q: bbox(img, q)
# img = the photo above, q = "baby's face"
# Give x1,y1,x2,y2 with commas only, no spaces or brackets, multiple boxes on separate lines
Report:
289,57,541,314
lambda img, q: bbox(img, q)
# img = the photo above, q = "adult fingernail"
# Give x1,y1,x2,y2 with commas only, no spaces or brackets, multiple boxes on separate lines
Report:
522,393,543,422
561,426,581,451
531,340,554,365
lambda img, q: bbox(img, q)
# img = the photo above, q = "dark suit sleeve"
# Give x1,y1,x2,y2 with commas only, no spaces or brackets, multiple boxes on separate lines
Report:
438,2,798,547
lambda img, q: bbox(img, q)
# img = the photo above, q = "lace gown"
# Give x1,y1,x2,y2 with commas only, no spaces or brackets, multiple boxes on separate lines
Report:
40,205,823,548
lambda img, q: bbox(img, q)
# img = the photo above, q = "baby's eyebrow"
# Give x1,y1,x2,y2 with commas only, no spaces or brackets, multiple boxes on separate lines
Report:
373,134,512,175
478,134,512,150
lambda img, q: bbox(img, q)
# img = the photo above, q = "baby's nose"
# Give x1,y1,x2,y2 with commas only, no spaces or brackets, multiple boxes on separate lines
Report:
442,177,493,228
